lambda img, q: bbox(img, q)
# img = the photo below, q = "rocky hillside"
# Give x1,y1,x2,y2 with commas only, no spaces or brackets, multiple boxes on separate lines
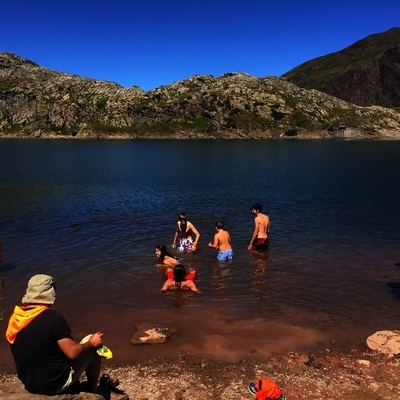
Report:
1,52,400,139
283,27,400,108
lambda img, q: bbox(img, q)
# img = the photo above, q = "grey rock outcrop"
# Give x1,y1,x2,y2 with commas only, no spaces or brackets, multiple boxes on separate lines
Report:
0,377,103,400
130,324,178,345
366,329,400,356
1,52,400,139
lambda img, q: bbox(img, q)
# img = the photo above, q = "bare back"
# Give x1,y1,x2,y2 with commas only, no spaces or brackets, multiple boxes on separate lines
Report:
254,213,270,239
209,229,232,251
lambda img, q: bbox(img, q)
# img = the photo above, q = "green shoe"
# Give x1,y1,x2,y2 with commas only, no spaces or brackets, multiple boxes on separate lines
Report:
97,345,113,359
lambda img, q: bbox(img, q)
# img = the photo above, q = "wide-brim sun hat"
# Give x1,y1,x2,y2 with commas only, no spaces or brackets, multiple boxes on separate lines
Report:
21,274,56,305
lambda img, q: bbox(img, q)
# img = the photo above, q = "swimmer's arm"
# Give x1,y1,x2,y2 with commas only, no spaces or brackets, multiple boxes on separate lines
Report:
160,280,174,291
208,234,218,249
189,222,200,243
248,219,260,249
180,280,201,294
187,281,202,294
172,228,179,247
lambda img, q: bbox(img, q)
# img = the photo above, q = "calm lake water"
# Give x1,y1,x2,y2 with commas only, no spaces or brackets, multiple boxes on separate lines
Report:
1,139,400,366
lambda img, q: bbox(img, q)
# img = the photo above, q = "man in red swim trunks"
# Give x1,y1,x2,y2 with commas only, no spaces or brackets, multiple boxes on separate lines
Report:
248,203,270,250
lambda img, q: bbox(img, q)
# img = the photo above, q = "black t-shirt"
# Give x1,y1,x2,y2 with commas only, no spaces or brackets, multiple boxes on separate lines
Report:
10,309,73,395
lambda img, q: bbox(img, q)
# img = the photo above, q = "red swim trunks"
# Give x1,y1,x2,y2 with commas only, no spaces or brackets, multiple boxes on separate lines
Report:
251,237,269,250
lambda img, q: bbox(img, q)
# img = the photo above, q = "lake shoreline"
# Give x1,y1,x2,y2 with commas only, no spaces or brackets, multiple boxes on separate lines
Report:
1,339,399,399
1,128,400,141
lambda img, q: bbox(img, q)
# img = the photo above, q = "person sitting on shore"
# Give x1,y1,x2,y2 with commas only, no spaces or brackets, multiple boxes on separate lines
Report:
155,244,180,268
160,264,201,293
5,274,103,395
208,220,234,261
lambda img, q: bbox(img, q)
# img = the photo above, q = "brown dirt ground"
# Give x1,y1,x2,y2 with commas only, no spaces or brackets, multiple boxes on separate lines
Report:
2,339,399,399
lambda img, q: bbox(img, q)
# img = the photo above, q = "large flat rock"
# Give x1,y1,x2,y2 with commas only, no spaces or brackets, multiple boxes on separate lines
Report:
0,377,103,400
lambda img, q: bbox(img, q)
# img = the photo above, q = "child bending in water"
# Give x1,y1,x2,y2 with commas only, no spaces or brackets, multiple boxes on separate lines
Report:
155,244,180,268
160,264,201,293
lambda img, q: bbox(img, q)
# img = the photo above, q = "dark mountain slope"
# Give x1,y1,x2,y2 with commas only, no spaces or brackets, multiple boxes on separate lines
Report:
283,27,400,107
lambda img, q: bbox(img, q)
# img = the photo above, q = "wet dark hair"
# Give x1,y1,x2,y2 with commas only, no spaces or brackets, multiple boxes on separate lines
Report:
252,203,262,212
178,212,187,221
177,212,188,233
156,244,176,262
215,221,224,229
173,264,186,287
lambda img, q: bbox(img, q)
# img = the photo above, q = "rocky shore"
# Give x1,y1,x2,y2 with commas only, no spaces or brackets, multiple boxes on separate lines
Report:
1,338,400,400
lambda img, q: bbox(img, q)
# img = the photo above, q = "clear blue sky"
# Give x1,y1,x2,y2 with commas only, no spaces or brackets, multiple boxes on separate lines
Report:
1,0,399,91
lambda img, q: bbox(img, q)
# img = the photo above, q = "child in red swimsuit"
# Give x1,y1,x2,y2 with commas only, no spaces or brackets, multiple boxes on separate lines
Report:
160,264,201,293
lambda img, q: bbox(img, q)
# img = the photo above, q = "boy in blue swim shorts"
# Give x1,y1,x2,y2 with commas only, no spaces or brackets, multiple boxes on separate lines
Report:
208,221,234,261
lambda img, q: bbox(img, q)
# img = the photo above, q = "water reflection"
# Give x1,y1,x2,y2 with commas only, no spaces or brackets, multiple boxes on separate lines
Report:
387,282,400,298
250,251,269,283
163,290,198,309
211,263,233,291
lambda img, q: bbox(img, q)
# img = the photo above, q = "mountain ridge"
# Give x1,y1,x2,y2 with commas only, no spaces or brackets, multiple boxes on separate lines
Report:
1,29,400,140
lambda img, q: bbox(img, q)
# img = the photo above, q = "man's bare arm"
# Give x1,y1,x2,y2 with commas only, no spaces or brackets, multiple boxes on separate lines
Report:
58,332,103,360
248,219,260,248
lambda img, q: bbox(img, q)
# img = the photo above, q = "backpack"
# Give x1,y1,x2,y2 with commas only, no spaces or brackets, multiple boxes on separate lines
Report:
252,377,285,400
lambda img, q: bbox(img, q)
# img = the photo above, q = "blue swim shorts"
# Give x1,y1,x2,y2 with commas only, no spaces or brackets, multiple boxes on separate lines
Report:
217,249,234,261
